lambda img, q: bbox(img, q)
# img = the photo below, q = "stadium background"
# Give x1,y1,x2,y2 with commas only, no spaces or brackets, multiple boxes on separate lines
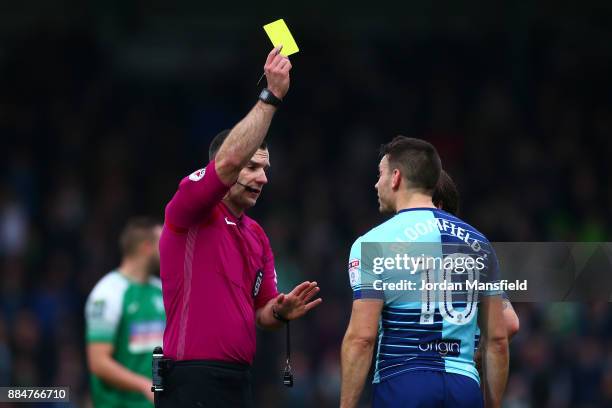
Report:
1,1,611,407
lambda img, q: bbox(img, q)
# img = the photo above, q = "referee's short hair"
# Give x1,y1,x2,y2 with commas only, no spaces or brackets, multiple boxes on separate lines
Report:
432,170,460,216
209,129,268,161
119,217,158,256
380,136,442,193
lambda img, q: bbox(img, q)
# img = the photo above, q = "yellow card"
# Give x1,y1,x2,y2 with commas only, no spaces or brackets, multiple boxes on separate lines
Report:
263,19,299,56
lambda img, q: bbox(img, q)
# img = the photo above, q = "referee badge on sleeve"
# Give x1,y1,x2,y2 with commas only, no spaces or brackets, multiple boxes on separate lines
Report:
252,269,263,297
188,168,206,181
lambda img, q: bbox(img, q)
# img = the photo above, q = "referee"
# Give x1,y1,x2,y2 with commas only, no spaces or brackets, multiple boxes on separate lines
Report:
157,47,322,407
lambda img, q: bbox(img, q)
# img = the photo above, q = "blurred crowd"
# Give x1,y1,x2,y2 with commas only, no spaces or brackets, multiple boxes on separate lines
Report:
1,11,612,408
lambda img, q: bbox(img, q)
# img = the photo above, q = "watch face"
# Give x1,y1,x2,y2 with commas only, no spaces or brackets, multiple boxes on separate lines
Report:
260,88,280,106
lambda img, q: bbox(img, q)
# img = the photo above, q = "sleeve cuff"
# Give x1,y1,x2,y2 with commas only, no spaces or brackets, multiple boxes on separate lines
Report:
353,289,385,300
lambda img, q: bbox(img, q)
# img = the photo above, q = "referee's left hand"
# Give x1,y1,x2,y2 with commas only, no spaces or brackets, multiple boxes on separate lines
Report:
274,281,322,320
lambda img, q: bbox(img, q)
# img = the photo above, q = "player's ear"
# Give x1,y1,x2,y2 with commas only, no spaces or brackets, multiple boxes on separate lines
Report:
391,169,402,190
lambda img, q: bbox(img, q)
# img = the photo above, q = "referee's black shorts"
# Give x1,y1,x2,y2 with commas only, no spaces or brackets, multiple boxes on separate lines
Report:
156,360,253,408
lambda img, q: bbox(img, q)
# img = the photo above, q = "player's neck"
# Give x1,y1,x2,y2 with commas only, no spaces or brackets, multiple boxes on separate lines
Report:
395,191,436,213
119,258,149,284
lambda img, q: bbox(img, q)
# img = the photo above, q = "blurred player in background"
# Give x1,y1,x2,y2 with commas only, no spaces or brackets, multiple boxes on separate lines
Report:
432,170,519,371
340,137,508,408
433,170,519,338
85,217,164,407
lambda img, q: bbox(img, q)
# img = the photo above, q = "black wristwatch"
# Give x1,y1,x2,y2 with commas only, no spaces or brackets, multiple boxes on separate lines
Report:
259,88,282,107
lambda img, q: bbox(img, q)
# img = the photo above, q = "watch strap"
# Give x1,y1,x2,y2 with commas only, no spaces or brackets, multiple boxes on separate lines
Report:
259,88,282,106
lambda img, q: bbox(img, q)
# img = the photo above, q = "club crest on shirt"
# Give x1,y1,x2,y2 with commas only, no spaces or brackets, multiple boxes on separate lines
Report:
188,168,206,181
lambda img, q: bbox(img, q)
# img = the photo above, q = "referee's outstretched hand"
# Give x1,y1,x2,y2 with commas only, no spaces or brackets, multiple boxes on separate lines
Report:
264,46,292,100
274,281,322,321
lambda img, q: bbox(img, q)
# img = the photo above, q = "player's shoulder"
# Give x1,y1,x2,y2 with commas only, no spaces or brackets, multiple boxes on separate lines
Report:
148,276,163,291
350,217,396,252
434,209,490,243
360,210,426,242
362,221,391,242
88,270,130,302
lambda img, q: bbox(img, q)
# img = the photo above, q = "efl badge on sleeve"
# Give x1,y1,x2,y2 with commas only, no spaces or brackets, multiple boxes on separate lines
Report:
188,168,206,181
348,259,361,287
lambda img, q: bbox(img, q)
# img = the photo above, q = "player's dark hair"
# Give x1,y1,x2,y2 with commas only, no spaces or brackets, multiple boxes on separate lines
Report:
432,170,460,216
119,217,158,257
208,129,268,161
380,136,442,193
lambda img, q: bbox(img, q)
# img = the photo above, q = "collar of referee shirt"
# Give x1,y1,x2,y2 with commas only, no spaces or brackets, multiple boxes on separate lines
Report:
221,201,244,223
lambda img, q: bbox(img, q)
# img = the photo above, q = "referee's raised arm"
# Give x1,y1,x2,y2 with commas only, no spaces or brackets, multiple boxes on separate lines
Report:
164,47,291,231
215,46,291,185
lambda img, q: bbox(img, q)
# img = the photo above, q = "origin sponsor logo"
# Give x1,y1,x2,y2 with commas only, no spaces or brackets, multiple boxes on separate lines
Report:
418,339,461,356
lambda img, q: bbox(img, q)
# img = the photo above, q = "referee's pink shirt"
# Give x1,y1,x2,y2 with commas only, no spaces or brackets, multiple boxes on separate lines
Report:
160,160,278,364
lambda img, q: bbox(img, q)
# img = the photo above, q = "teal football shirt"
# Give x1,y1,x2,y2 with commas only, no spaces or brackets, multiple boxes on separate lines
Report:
348,208,501,385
